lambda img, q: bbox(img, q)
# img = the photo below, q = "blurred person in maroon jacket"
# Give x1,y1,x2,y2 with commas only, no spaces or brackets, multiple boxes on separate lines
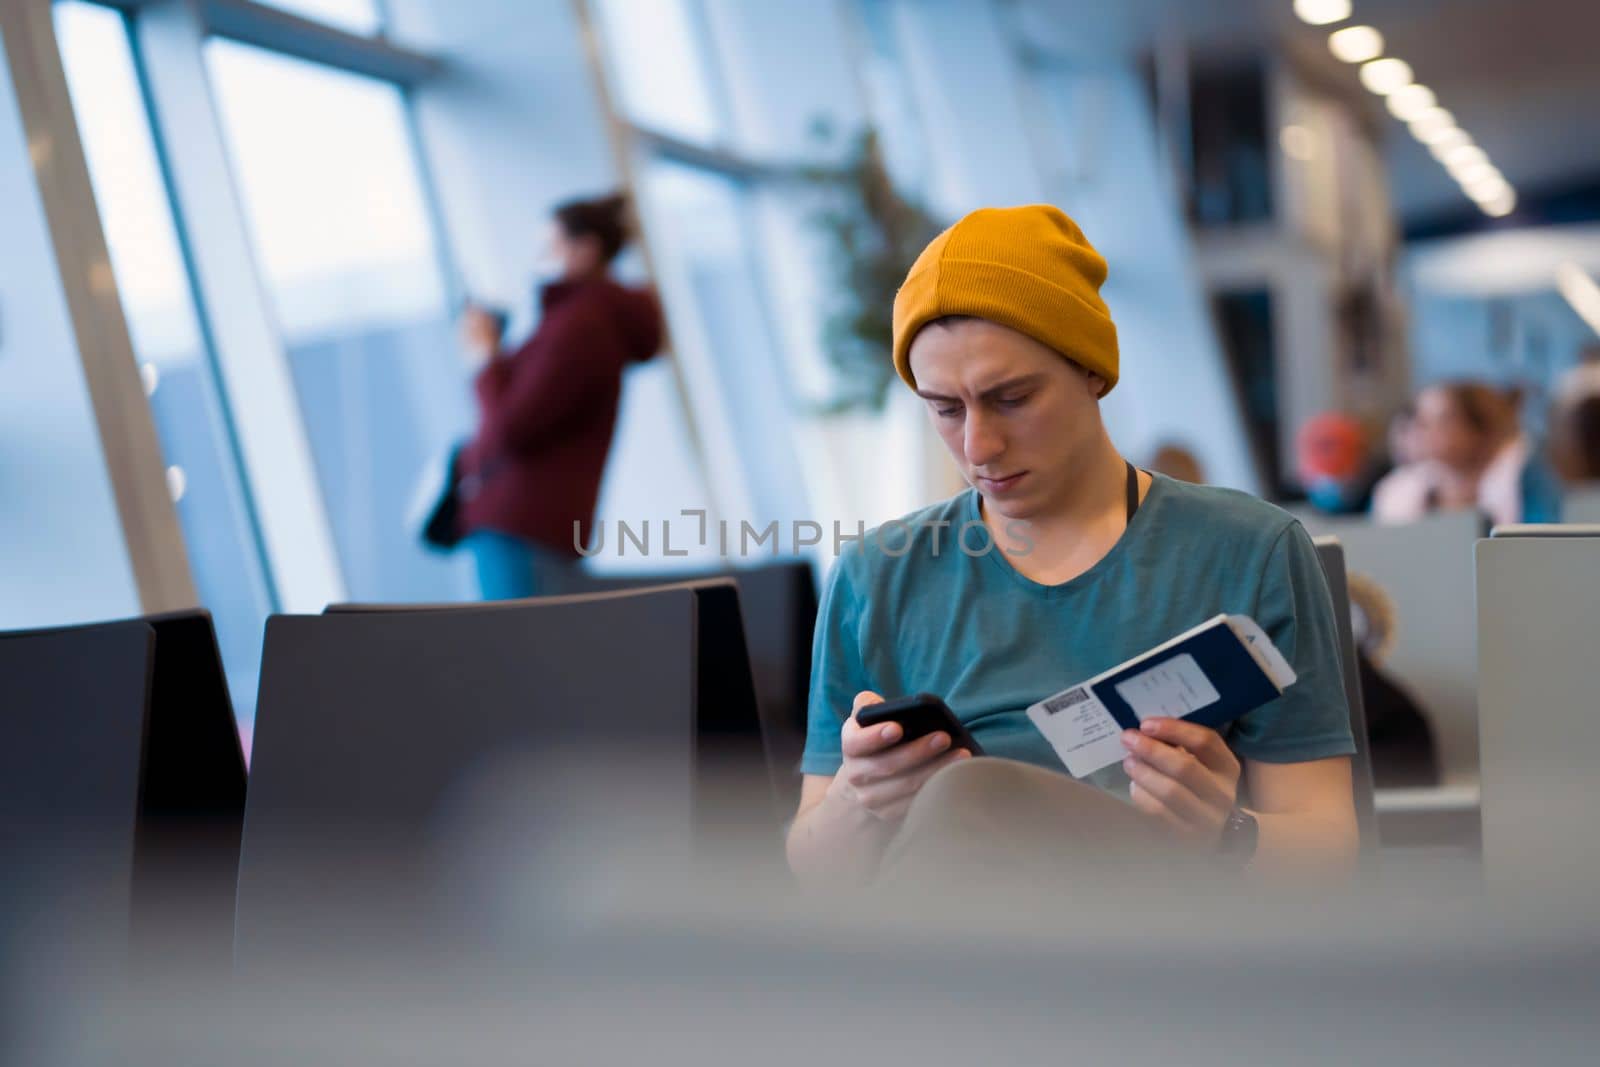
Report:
457,193,663,599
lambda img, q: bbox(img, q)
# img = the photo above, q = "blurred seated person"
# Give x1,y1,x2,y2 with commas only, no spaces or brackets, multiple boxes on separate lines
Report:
1344,575,1439,789
1551,393,1600,488
1387,402,1421,469
1371,381,1559,527
1554,344,1600,414
457,193,663,600
1295,412,1378,515
787,206,1358,889
1147,442,1205,484
1476,384,1563,525
1551,348,1600,489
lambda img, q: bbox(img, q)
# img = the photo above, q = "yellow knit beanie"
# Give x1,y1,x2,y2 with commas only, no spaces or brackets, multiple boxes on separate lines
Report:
891,204,1120,394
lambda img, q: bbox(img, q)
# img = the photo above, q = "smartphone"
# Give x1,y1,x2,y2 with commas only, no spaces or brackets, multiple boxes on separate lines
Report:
854,693,984,757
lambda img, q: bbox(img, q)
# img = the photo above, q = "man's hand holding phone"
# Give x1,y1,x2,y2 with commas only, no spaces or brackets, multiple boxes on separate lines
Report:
826,691,973,824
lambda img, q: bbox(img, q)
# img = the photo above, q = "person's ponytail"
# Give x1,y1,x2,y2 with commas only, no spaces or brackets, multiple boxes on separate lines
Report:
553,192,631,265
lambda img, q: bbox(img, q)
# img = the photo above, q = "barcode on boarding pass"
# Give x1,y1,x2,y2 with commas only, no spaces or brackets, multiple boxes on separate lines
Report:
1043,687,1090,714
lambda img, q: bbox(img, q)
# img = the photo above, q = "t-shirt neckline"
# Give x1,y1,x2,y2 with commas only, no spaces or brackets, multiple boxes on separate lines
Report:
969,471,1168,599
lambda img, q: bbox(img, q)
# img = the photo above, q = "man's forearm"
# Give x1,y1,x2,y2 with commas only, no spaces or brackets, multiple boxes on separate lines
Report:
1251,808,1360,875
786,792,900,887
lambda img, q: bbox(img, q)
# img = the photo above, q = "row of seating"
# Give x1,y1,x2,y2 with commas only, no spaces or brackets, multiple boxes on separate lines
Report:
3,548,1384,963
0,561,815,962
1298,486,1600,795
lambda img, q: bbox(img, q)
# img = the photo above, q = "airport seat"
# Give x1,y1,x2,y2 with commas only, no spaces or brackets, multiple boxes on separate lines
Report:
1476,526,1600,892
1311,537,1380,855
239,584,775,958
336,559,817,808
1298,512,1487,851
1295,510,1483,784
0,610,246,967
323,576,782,805
566,559,817,794
1564,487,1600,524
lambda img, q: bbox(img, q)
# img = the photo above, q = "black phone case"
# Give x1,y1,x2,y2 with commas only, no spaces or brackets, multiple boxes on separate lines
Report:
856,693,984,756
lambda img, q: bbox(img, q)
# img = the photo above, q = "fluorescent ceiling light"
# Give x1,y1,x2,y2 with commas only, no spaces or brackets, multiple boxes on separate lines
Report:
1466,175,1512,203
1427,129,1473,157
1387,84,1437,121
1453,161,1499,187
1409,107,1457,143
1481,191,1516,218
1360,57,1414,95
1329,25,1384,63
1557,262,1600,338
1295,0,1352,25
1444,144,1490,172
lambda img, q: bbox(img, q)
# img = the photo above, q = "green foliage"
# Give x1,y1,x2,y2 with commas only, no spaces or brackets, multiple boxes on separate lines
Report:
799,122,944,412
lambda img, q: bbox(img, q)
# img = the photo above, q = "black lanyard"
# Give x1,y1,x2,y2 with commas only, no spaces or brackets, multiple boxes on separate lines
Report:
1125,461,1142,522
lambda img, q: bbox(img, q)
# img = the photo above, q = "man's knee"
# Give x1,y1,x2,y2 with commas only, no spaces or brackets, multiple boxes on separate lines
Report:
904,756,1165,849
915,756,1027,815
903,757,1074,835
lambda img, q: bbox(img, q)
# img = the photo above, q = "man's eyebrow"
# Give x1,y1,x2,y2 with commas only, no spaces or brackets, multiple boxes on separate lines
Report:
914,374,1045,402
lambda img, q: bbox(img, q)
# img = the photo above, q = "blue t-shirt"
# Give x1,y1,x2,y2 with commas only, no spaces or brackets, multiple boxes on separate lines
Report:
802,474,1356,797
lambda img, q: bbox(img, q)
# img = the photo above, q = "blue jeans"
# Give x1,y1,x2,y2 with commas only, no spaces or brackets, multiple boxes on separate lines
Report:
463,531,576,601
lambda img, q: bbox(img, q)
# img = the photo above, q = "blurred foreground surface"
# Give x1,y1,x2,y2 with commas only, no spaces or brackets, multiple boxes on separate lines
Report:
5,755,1596,1066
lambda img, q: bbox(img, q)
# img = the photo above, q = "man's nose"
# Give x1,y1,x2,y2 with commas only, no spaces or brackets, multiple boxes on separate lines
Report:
964,408,1004,468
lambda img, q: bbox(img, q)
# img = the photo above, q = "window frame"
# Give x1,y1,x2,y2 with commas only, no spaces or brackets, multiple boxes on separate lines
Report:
36,0,464,614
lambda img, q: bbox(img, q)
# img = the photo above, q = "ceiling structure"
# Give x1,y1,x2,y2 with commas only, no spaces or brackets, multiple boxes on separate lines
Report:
1018,0,1600,226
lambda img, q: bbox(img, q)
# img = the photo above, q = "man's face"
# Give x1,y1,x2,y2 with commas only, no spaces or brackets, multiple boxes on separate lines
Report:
908,318,1105,521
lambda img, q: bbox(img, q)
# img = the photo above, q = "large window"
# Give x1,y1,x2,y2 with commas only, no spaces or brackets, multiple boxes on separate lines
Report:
593,0,722,144
856,0,937,200
637,160,808,530
0,5,143,632
55,0,275,734
592,0,854,546
205,38,466,603
47,0,471,743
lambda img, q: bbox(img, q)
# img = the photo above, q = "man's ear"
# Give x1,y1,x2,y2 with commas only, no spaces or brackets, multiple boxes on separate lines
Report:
1085,370,1108,399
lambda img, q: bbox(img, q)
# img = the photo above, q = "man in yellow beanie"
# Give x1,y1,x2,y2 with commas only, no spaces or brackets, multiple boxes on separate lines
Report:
786,205,1358,886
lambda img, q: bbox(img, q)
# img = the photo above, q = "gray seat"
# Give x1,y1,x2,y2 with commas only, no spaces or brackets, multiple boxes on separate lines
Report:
1476,527,1600,891
564,559,817,796
0,610,245,966
329,567,809,810
1311,537,1380,855
1296,511,1481,786
240,584,774,960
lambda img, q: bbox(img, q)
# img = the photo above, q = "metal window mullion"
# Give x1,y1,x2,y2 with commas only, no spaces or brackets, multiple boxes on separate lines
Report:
104,0,441,85
133,0,345,612
121,4,282,614
684,0,740,153
81,0,148,13
198,0,437,84
0,0,198,613
396,81,464,315
572,0,734,528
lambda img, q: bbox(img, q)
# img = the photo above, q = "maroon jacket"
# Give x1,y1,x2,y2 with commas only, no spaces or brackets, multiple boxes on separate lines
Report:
459,277,662,557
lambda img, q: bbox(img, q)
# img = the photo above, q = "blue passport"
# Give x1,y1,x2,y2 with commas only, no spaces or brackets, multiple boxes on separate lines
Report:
1025,614,1297,778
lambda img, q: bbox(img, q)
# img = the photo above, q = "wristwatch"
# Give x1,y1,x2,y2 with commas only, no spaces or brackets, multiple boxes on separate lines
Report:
1216,806,1259,869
